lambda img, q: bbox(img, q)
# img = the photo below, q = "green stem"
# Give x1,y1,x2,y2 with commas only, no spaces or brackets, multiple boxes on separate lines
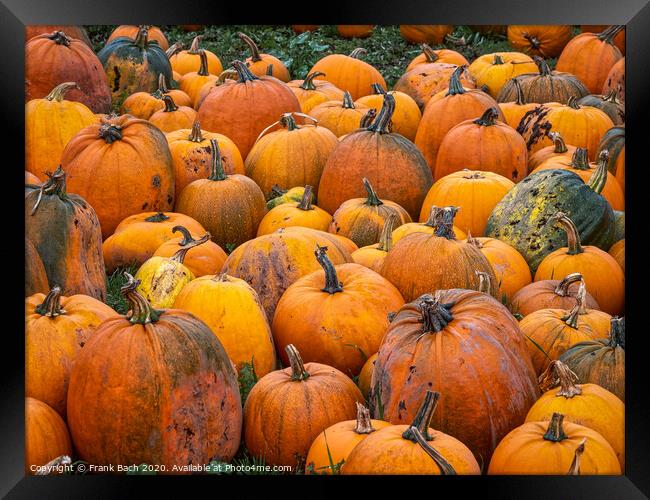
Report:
493,54,505,65
45,82,79,102
543,413,568,442
548,131,569,154
231,60,259,82
446,65,467,96
134,26,149,49
121,273,162,324
474,107,499,126
366,93,395,134
362,178,383,206
286,344,310,380
315,245,343,294
570,148,590,170
300,71,325,91
297,185,313,211
587,150,609,194
34,286,66,317
207,138,227,181
238,32,262,62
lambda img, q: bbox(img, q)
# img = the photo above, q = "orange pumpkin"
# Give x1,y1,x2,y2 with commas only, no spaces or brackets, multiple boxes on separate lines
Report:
121,74,192,119
25,25,91,46
25,398,72,473
26,238,49,297
406,44,469,71
399,25,454,45
357,352,378,399
148,94,197,133
337,25,374,38
239,32,290,82
178,50,219,106
581,25,625,54
331,234,359,255
602,58,625,101
351,213,400,273
308,91,370,138
507,25,574,58
169,36,223,76
287,71,345,113
257,185,332,235
497,78,540,129
107,25,169,50
355,84,422,141
527,131,577,171
468,52,537,98
25,171,42,185
609,239,624,272
393,205,466,243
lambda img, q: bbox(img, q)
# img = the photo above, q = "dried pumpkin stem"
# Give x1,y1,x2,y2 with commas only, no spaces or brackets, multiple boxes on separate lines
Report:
608,317,625,349
419,294,454,333
300,71,326,91
587,150,609,194
207,138,227,181
598,25,625,43
349,48,367,59
188,121,203,142
533,56,552,76
46,82,79,102
543,412,568,442
403,390,439,441
562,282,587,329
548,131,569,154
171,231,211,263
568,438,587,475
553,212,583,255
315,245,343,294
493,54,504,65
423,205,442,228
134,26,149,49
171,225,198,246
285,344,310,380
353,402,376,434
266,64,274,76
279,113,300,131
434,206,459,239
554,272,583,296
360,109,377,128
145,212,170,223
366,93,395,134
121,273,161,324
157,73,170,94
297,185,314,211
421,44,439,63
567,96,580,110
342,91,355,109
410,426,457,475
362,178,383,207
30,167,67,215
231,60,258,82
377,213,399,252
538,360,583,397
371,83,387,95
161,94,178,112
166,42,183,58
238,32,262,62
197,49,209,76
446,65,467,96
34,286,66,317
188,35,202,54
570,148,590,170
474,107,499,126
511,77,526,105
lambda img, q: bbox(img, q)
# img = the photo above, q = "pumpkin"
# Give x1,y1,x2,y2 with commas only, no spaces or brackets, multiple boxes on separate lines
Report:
372,290,539,464
394,62,475,110
597,126,625,192
192,68,241,110
351,213,400,273
507,25,573,58
121,74,192,119
337,25,374,38
380,207,498,302
273,246,405,376
292,25,319,33
67,274,242,468
197,61,300,159
331,234,359,255
487,412,620,474
287,71,345,113
328,178,412,248
107,25,169,50
308,91,370,138
173,273,276,377
26,286,117,417
510,272,601,317
497,78,539,129
528,360,624,467
61,114,175,238
245,113,338,199
534,211,624,315
357,352,378,399
221,227,353,320
609,239,624,272
98,26,173,103
153,226,227,278
169,36,223,76
602,58,625,101
25,25,91,46
25,171,42,185
25,82,98,181
557,25,624,94
148,94,197,133
176,139,267,250
414,66,503,170
318,94,433,220
581,25,625,54
419,170,514,236
484,169,617,272
177,50,219,107
527,131,577,171
243,344,364,467
25,168,106,300
309,48,387,100
399,25,454,44
238,32,290,82
405,44,469,71
393,205,466,243
266,185,313,209
560,317,625,402
26,238,49,297
354,84,421,141
257,186,332,235
25,31,112,113
577,90,624,125
468,52,537,98
434,107,528,182
25,398,72,473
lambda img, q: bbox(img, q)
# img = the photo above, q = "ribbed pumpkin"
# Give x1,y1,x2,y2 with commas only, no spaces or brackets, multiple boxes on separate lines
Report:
337,25,374,38
380,207,498,302
581,25,625,54
345,391,480,475
178,50,219,107
602,58,625,101
67,274,242,468
25,398,72,473
577,90,624,125
245,113,338,199
243,344,363,467
25,25,91,45
106,25,169,50
238,32,290,82
393,205,466,243
309,48,386,100
527,131,577,171
351,213,400,273
197,61,300,159
556,25,624,94
372,291,539,464
191,68,240,110
331,235,359,255
355,84,421,141
26,238,49,297
510,272,601,317
399,25,454,44
357,353,378,399
257,186,332,235
406,44,469,71
488,412,620,474
25,31,111,113
560,317,625,402
222,227,353,320
273,246,405,376
434,108,528,182
468,52,537,98
507,25,573,58
394,62,475,110
25,82,98,181
169,36,223,76
597,126,625,192
173,273,276,377
61,114,175,238
308,91,370,138
176,139,267,250
149,94,197,133
121,74,192,119
26,168,106,300
287,72,346,113
328,178,412,248
318,94,433,220
497,78,539,129
609,239,624,272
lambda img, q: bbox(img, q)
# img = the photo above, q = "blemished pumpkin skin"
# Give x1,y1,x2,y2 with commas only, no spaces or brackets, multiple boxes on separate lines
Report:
67,275,242,469
527,131,577,171
318,94,433,220
405,44,469,72
577,90,624,126
25,168,106,300
107,25,169,51
61,114,175,239
309,48,387,101
25,398,72,473
25,25,91,46
173,273,276,377
149,94,197,133
357,353,378,399
419,170,514,237
494,77,538,130
121,74,192,119
351,213,400,273
308,92,370,138
197,61,301,159
222,227,353,321
179,50,219,107
272,247,405,376
98,26,173,104
337,25,374,38
602,58,625,101
238,32,291,82
560,317,625,402
557,25,624,94
597,126,625,192
246,113,338,200
468,52,537,98
153,226,227,278
487,412,621,474
609,239,624,272
380,207,499,302
169,36,223,76
507,25,573,58
434,108,528,183
528,360,625,468
399,25,454,45
257,186,332,235
372,291,539,465
243,345,364,467
287,72,345,113
26,238,49,297
393,205,466,243
26,286,117,417
328,178,412,248
510,272,601,317
535,212,624,316
103,212,206,273
25,82,98,181
307,403,392,474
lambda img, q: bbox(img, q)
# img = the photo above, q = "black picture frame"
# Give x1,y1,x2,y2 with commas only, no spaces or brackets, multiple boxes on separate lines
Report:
5,0,649,497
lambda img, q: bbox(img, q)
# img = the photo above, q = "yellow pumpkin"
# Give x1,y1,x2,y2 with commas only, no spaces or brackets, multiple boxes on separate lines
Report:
257,185,332,235
468,52,537,98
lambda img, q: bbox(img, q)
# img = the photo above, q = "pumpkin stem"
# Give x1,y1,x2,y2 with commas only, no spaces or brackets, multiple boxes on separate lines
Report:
157,73,170,94
188,121,203,142
602,89,620,103
511,77,526,105
554,272,583,296
238,32,262,62
370,83,387,95
170,225,197,246
402,390,439,441
144,212,169,223
377,213,399,252
539,360,583,398
410,426,457,475
279,113,300,131
366,93,395,134
562,281,587,329
587,150,609,194
188,35,202,54
419,294,455,333
597,25,625,44
296,185,314,211
30,166,67,216
543,412,568,442
474,107,499,126
286,344,310,380
552,212,583,255
270,185,288,198
34,286,66,317
98,122,123,143
608,317,625,349
568,438,587,475
315,245,343,294
446,65,468,96
300,71,326,91
218,69,239,84
207,138,227,181
360,108,378,128
349,48,367,59
533,56,552,76
231,60,259,82
342,91,355,109
134,26,149,49
548,131,569,154
570,148,590,171
45,82,79,102
493,54,504,65
161,94,178,112
49,31,71,46
421,44,439,63
422,205,442,228
166,42,184,58
196,49,210,76
567,96,581,110
434,206,459,240
476,270,492,295
353,402,376,434
171,231,211,263
361,178,383,207
122,273,162,324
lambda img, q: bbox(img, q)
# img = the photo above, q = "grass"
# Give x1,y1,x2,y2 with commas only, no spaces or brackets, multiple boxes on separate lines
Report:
105,265,138,315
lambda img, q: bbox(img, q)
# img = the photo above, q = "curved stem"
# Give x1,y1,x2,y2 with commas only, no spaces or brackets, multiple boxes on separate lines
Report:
402,390,439,441
30,167,67,216
300,71,326,91
171,231,211,263
377,213,399,252
423,205,442,228
157,73,170,94
98,123,123,144
121,273,161,324
231,60,259,82
568,439,587,475
434,206,459,240
554,273,583,296
49,31,71,46
197,49,209,76
608,317,625,349
296,185,313,211
570,148,590,171
549,131,569,154
588,150,609,194
188,120,203,142
359,108,377,128
171,225,198,246
349,48,367,59
553,212,583,255
524,33,542,51
315,245,343,294
279,113,299,131
567,96,580,110
134,26,149,49
238,32,262,62
207,138,227,181
474,107,499,126
543,412,568,442
562,281,587,329
410,427,457,475
342,91,355,109
366,93,395,134
144,212,170,223
166,42,183,58
511,77,526,105
421,44,439,63
493,54,504,65
218,69,238,83
161,94,178,112
34,286,66,317
362,178,383,207
602,89,619,103
46,82,79,102
476,270,492,295
538,360,583,398
286,344,310,380
598,25,625,43
446,65,467,96
371,83,386,95
419,294,455,333
533,56,552,76
353,402,376,434
188,35,201,54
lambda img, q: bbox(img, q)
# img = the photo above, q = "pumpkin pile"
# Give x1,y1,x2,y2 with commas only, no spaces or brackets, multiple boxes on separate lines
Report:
25,24,625,476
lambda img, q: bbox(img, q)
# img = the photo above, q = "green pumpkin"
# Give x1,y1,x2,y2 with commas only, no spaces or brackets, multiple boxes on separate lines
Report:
97,26,172,105
613,210,625,242
265,185,313,209
485,169,616,272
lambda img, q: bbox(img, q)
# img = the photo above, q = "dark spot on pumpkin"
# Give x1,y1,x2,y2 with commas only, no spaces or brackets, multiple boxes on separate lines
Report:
152,175,161,187
112,66,121,92
398,400,407,412
142,202,148,210
73,219,79,227
167,195,173,205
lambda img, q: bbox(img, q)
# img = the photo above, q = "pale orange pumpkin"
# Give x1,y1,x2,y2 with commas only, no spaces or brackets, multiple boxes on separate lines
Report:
256,185,332,235
169,36,223,76
287,71,345,113
393,205,466,243
239,32,290,82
